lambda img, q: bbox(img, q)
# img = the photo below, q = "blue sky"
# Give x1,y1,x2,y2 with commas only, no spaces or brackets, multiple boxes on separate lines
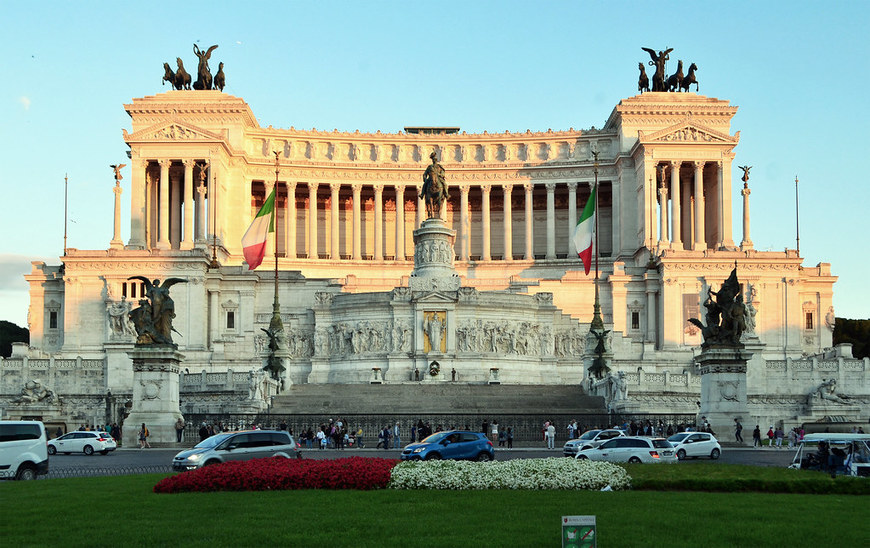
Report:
1,1,868,326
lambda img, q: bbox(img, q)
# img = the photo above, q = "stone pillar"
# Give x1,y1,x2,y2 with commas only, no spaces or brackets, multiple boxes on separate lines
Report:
308,182,319,258
502,183,513,261
157,160,171,250
693,161,705,250
351,184,362,260
646,285,657,345
373,184,384,261
681,177,692,249
567,182,577,256
670,161,681,250
123,348,184,448
741,183,753,250
285,182,296,258
181,160,195,249
459,185,470,260
524,183,534,260
195,179,207,245
659,186,669,247
395,185,406,260
718,159,735,249
545,182,556,259
110,182,124,249
170,168,182,249
697,347,751,443
128,159,147,249
481,184,492,261
330,182,341,260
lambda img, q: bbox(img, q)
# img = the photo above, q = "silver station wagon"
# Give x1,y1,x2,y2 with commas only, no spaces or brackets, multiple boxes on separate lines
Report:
172,430,300,471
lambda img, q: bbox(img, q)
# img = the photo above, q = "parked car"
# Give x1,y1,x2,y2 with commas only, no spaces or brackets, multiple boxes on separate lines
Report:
47,431,117,456
172,430,300,471
401,431,494,461
563,429,625,457
0,420,49,480
575,436,677,464
667,432,721,460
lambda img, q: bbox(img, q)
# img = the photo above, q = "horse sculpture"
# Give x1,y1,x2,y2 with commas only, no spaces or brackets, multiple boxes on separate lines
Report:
174,58,191,90
680,63,699,92
638,62,649,93
213,62,226,92
162,63,175,88
420,152,448,219
665,60,684,92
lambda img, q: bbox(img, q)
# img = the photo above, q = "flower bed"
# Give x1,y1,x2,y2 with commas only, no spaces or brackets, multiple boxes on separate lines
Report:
389,458,631,490
154,456,399,494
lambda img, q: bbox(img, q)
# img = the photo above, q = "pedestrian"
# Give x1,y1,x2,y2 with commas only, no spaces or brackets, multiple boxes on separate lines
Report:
54,426,63,439
766,426,775,447
734,419,743,443
752,425,762,447
410,423,417,443
138,423,151,449
280,419,288,432
546,422,556,450
787,428,797,449
316,428,326,449
356,427,364,448
498,427,506,447
382,426,392,450
392,422,401,449
506,427,514,449
491,420,499,443
175,417,185,443
774,426,784,448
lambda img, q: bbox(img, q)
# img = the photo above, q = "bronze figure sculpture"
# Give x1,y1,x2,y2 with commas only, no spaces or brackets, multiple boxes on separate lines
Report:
738,165,752,184
687,266,746,348
192,44,218,90
642,47,673,92
588,329,611,380
420,152,448,219
665,60,684,92
260,327,286,381
680,63,698,92
638,62,649,93
213,62,226,92
127,276,187,346
110,164,126,182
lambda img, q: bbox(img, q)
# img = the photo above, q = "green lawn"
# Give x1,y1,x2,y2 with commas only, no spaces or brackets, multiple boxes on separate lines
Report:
1,471,866,547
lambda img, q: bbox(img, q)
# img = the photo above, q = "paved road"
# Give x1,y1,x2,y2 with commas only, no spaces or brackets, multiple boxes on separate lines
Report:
44,444,794,477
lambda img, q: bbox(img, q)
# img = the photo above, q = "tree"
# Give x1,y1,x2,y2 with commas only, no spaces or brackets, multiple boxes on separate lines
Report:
832,318,870,359
0,320,29,358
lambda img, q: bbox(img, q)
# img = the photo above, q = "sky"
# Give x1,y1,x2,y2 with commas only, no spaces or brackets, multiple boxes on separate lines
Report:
1,1,869,327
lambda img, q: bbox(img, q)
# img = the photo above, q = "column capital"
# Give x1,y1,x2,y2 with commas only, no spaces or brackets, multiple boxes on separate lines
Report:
545,182,556,192
351,183,363,193
480,184,492,194
373,183,384,193
741,186,751,197
309,181,320,191
523,182,534,193
502,183,513,194
693,160,705,170
182,159,196,169
286,181,297,191
136,159,150,170
668,160,679,168
566,181,578,191
196,184,207,197
395,183,406,192
460,184,470,196
659,187,669,199
330,182,342,193
158,159,171,169
113,185,123,196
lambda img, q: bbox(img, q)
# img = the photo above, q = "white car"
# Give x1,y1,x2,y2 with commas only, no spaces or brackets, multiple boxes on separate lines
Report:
563,429,625,456
48,431,117,456
0,421,49,480
575,436,677,464
667,432,721,460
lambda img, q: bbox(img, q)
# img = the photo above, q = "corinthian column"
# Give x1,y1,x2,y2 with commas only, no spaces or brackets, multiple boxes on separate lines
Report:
285,182,296,258
373,184,384,261
567,182,577,255
156,159,171,250
693,161,705,250
395,185,406,260
352,183,362,260
128,159,148,248
659,185,669,246
481,184,491,261
308,182,319,258
181,160,195,250
545,182,556,259
524,183,534,260
502,183,513,261
670,161,681,250
459,185,470,260
330,182,341,260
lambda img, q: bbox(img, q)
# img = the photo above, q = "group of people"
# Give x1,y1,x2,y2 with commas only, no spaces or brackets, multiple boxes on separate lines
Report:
752,425,802,448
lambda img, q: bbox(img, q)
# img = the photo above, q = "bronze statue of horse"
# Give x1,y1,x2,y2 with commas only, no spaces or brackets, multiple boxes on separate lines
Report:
174,58,192,90
638,62,649,93
213,62,225,92
665,60,684,92
680,63,698,92
162,63,175,88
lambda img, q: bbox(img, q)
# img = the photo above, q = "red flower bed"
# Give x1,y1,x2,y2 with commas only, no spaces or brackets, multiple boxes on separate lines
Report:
154,456,400,494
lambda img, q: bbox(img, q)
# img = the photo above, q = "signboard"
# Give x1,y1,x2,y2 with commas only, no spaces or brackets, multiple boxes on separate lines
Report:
562,515,596,548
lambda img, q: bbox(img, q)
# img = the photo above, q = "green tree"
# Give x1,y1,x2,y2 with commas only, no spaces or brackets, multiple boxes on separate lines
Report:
832,318,870,359
0,320,29,358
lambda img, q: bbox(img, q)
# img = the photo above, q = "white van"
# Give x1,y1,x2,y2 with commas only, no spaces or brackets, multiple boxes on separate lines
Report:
788,433,870,477
0,421,49,480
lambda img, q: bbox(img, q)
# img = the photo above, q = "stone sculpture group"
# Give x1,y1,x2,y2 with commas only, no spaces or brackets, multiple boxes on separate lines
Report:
162,44,225,91
638,47,699,93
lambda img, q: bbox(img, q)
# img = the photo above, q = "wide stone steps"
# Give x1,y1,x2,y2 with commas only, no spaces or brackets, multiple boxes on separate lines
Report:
270,383,605,415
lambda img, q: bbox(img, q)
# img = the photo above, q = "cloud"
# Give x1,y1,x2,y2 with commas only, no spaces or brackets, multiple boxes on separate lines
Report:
19,96,31,110
0,254,50,288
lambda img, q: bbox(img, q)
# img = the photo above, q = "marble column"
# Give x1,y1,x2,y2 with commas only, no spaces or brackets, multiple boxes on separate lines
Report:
330,182,341,260
170,168,182,249
459,185,470,260
481,185,492,261
110,182,123,249
395,185,406,260
659,186,669,247
195,181,207,244
128,159,147,249
545,182,556,259
373,184,384,261
502,184,513,261
740,183,753,250
681,177,691,248
693,161,705,250
718,159,735,248
567,182,577,256
177,160,193,251
285,182,296,259
646,286,657,345
670,161,681,250
308,182,319,258
524,183,534,260
352,183,362,260
156,160,171,250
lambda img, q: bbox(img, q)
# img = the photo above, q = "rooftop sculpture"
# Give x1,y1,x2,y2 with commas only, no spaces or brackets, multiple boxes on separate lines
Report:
688,266,746,348
161,44,223,91
639,47,699,93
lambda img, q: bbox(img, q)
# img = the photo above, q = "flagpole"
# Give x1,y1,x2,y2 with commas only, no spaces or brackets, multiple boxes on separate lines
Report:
794,175,800,257
590,150,604,332
63,174,68,256
269,151,284,391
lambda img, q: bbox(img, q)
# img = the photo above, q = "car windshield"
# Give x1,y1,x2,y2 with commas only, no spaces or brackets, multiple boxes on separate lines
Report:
420,432,450,444
194,433,233,449
578,430,601,441
668,433,689,443
652,439,673,448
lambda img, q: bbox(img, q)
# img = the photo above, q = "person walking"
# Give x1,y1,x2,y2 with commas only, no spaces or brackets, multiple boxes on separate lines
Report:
766,426,775,447
392,422,401,449
546,422,556,450
774,426,784,448
174,417,185,443
734,419,744,443
138,423,151,449
506,427,514,449
752,425,762,447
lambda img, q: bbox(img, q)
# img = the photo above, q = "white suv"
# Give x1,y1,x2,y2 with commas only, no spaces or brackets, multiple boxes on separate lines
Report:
667,432,722,460
0,421,49,480
48,431,117,456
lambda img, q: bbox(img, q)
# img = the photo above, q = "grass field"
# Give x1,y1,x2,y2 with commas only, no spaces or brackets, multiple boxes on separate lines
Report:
1,468,867,547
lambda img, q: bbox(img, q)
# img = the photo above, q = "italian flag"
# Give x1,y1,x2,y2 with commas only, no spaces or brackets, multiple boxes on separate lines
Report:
572,186,596,275
241,187,276,270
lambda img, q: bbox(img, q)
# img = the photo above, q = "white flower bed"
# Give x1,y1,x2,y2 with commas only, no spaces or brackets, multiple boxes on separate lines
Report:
389,457,631,491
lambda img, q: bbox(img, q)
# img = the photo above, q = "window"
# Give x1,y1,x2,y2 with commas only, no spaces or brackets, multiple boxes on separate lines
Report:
805,312,814,330
49,311,58,329
0,424,41,442
631,312,640,330
227,311,235,330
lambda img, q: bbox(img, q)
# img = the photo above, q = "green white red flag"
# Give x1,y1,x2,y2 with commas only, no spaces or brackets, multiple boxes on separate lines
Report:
573,186,596,275
241,187,276,270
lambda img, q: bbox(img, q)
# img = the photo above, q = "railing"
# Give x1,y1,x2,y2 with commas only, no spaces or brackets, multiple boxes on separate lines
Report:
42,465,172,479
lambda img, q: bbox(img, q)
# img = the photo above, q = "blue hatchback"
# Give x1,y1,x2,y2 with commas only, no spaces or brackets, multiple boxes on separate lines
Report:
401,431,495,461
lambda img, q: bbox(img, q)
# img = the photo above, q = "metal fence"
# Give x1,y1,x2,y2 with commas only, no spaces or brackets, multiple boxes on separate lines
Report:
42,465,172,479
180,412,697,446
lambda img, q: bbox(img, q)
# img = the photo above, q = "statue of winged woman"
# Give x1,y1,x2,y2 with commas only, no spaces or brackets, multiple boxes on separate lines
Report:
127,276,187,346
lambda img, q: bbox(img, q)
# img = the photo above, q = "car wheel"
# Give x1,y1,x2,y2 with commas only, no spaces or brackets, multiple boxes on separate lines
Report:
476,452,493,462
576,455,588,460
63,452,70,455
710,448,721,460
47,446,57,456
676,449,686,460
425,453,442,461
101,450,109,455
83,445,94,456
16,465,37,481
628,457,642,464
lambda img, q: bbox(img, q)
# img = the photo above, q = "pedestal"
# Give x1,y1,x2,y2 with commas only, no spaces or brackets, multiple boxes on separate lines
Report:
123,347,184,447
696,346,752,442
410,218,460,292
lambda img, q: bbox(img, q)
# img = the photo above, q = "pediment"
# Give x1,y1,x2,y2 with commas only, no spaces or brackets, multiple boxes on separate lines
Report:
123,120,223,143
412,290,458,304
640,118,738,144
